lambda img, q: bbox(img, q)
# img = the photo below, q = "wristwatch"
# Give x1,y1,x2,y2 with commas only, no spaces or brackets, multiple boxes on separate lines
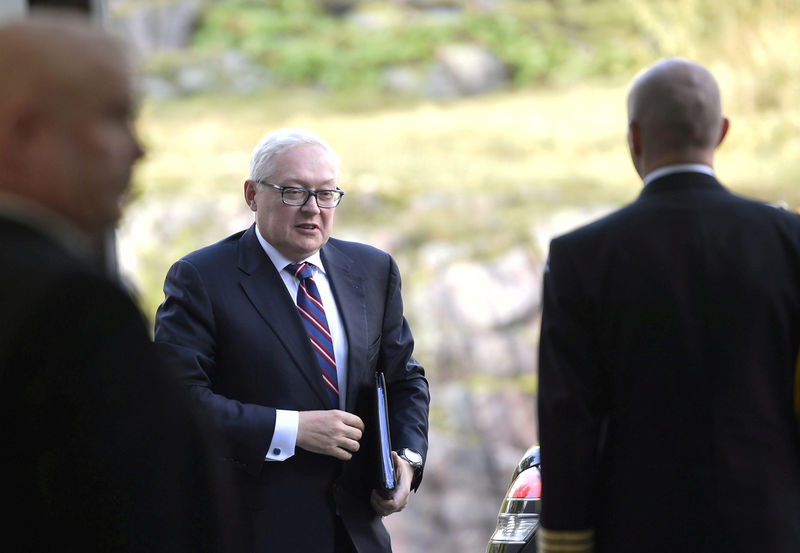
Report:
396,448,424,489
397,448,423,469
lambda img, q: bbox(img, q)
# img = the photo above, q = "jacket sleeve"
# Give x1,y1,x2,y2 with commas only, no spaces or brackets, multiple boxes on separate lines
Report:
537,237,605,536
380,254,430,491
154,258,277,476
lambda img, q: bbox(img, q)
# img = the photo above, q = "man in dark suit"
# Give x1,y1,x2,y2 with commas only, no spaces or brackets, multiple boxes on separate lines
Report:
537,57,800,553
154,127,430,553
0,12,239,551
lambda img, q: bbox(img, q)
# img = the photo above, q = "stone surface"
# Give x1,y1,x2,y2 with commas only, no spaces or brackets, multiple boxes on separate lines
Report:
427,43,509,98
108,0,201,54
108,0,512,100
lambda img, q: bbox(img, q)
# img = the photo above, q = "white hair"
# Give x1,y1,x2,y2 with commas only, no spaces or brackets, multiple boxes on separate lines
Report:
247,127,340,185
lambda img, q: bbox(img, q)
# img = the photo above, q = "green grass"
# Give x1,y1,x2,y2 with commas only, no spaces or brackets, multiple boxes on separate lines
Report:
120,0,800,321
123,72,800,321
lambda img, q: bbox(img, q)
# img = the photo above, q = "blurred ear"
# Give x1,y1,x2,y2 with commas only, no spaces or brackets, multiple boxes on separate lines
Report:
0,97,46,170
0,96,64,203
716,117,730,148
628,121,642,157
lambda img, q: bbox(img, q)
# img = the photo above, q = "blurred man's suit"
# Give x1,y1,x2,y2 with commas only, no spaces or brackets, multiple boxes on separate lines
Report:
538,170,800,553
154,224,430,553
0,210,240,552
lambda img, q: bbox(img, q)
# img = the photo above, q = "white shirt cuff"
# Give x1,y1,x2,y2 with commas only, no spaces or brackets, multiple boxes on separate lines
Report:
265,409,298,461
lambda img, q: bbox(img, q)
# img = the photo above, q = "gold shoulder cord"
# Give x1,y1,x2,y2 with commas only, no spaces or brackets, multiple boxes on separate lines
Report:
537,528,594,553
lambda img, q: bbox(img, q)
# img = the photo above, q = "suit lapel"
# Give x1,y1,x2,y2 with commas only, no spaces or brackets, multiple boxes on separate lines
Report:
237,225,331,408
321,240,368,413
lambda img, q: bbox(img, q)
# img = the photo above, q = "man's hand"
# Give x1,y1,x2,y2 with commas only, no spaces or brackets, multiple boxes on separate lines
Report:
370,451,414,516
297,410,364,460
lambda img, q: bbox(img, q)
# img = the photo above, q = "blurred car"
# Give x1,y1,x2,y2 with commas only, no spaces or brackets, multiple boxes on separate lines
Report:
486,444,541,553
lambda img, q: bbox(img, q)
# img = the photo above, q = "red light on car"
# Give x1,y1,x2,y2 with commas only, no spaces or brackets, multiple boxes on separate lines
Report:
507,467,541,499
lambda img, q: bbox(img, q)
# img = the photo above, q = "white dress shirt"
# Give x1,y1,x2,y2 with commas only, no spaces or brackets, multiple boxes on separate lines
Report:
642,163,714,186
255,227,349,461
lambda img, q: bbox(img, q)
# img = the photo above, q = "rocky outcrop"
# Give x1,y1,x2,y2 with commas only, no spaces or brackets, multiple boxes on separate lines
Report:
107,0,201,53
108,0,512,99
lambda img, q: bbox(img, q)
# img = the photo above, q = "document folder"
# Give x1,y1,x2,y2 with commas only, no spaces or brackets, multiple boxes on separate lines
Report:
375,371,396,498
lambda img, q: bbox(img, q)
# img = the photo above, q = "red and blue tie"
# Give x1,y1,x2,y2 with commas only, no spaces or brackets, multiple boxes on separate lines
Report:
287,262,339,408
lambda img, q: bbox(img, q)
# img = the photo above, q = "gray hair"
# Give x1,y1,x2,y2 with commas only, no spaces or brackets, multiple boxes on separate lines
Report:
247,127,340,186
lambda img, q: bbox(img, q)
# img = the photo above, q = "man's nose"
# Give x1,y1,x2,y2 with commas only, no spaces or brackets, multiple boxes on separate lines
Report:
301,194,322,212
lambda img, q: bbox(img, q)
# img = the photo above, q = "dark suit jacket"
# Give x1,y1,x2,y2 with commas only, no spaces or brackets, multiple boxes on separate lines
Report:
0,215,240,552
154,224,430,553
538,172,800,553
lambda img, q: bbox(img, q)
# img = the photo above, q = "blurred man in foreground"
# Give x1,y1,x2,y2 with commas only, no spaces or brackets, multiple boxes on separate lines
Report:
537,57,800,553
0,11,238,551
154,127,430,552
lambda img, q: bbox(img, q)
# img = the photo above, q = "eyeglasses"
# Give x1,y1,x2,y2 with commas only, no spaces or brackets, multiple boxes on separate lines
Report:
258,181,344,208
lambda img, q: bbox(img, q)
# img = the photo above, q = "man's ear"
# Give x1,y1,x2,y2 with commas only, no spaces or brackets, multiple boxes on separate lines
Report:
628,121,642,157
0,97,40,151
244,180,257,211
716,117,730,148
0,97,50,178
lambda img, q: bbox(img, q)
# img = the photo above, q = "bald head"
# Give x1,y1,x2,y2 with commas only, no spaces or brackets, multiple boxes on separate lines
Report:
626,57,728,177
0,12,126,105
0,10,143,247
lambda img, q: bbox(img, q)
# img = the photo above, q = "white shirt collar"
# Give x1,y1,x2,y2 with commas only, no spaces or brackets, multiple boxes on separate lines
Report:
253,224,325,275
642,163,714,187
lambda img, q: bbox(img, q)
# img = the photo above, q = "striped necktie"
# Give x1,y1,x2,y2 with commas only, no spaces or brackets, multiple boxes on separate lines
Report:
286,262,339,408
